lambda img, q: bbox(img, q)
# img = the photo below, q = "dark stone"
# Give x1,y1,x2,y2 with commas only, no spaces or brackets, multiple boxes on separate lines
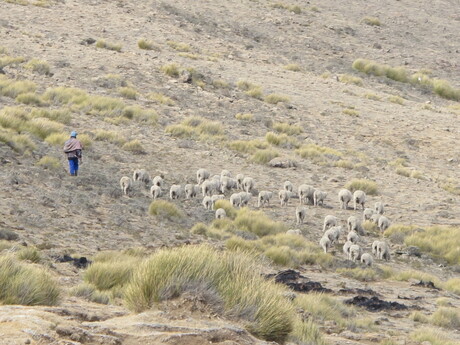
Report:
80,38,96,45
53,254,91,269
337,288,379,296
345,296,407,312
267,269,332,293
411,280,440,290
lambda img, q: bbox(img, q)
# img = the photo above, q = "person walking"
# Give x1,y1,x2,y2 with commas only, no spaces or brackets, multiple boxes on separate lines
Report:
63,131,83,176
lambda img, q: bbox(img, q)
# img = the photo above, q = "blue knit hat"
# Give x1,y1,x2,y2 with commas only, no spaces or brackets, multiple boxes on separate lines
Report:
70,131,77,137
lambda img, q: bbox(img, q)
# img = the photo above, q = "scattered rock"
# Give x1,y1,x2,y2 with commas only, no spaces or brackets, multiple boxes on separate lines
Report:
268,157,298,168
266,269,332,293
344,296,408,312
411,280,440,290
337,288,379,296
80,38,96,45
0,229,19,240
53,254,91,269
180,70,192,83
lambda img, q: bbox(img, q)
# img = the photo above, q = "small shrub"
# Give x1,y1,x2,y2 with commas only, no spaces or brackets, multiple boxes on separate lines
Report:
166,40,190,52
36,156,61,170
245,86,263,99
16,92,48,106
94,130,126,145
148,200,183,220
388,95,404,105
137,38,155,50
284,64,301,72
396,166,411,177
212,79,229,88
122,139,145,154
235,113,254,121
339,74,363,86
147,92,175,105
430,307,460,329
363,16,381,26
0,255,60,305
27,117,64,139
190,223,208,235
24,58,50,75
432,79,460,101
228,139,268,154
17,247,41,263
345,178,378,195
342,108,359,117
118,87,137,100
251,148,279,164
45,132,67,146
160,63,180,77
96,39,122,52
264,93,290,104
272,122,302,135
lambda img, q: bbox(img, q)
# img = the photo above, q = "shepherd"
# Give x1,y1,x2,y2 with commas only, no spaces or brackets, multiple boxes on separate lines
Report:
63,131,83,176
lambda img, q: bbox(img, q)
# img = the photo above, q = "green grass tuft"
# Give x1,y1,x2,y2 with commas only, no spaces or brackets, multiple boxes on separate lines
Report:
122,139,145,154
24,58,50,75
137,38,156,50
148,200,183,220
345,178,378,195
339,74,363,86
264,93,290,104
363,16,381,26
96,39,122,52
251,148,279,164
36,156,61,170
118,86,138,100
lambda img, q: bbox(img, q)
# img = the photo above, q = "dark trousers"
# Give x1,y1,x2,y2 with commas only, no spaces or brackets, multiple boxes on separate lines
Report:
68,158,79,175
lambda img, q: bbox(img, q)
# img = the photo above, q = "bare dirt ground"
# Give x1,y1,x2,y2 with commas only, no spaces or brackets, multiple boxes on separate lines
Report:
0,0,459,344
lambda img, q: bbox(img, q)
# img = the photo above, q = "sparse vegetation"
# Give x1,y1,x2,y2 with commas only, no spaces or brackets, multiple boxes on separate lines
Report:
339,74,363,86
36,156,61,170
118,86,138,100
94,129,126,145
96,39,122,52
342,108,359,116
0,55,25,69
17,247,41,263
388,95,404,105
24,58,50,75
264,93,290,104
122,139,145,154
410,328,457,345
345,179,378,195
272,122,302,135
160,63,180,77
296,143,343,165
147,92,175,105
167,40,191,52
284,63,301,72
251,148,279,164
363,16,381,26
137,38,156,50
271,2,302,14
166,116,225,142
0,78,37,98
235,112,254,121
337,267,379,281
148,200,183,220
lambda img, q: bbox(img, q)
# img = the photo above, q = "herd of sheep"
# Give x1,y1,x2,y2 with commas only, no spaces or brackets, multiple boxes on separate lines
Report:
120,168,392,267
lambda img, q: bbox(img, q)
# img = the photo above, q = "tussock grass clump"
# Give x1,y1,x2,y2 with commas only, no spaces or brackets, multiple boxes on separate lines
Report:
84,252,142,291
352,59,408,82
212,79,230,89
16,92,48,106
123,106,158,124
190,223,208,235
124,245,295,342
284,63,301,72
404,226,460,265
245,86,263,99
118,86,137,100
388,95,404,105
432,79,460,101
27,117,64,139
363,16,381,26
345,178,378,195
147,92,175,105
0,78,37,98
24,58,50,75
383,224,418,242
94,130,126,146
410,328,457,345
264,93,290,104
334,159,354,169
265,132,299,148
339,74,363,86
137,38,156,50
0,254,60,306
272,122,302,135
271,2,302,14
17,247,41,263
80,95,126,117
148,200,183,220
45,132,67,146
228,139,268,154
122,139,145,154
71,283,110,304
96,74,127,89
237,80,263,99
337,267,378,281
43,86,88,104
342,108,359,117
178,52,200,60
234,208,287,237
29,108,71,124
96,39,122,52
395,166,411,177
235,112,254,121
430,307,460,329
290,319,325,345
0,129,36,153
166,116,225,142
36,156,61,170
296,144,343,165
364,93,381,101
251,148,279,164
160,63,180,77
166,40,191,52
0,55,25,69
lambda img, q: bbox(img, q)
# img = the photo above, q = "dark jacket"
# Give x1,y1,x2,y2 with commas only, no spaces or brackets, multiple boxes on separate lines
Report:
63,138,83,159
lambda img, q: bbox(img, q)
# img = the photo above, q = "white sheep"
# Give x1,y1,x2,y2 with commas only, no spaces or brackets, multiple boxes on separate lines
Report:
313,190,327,206
286,229,302,236
324,226,342,244
378,215,390,233
353,190,366,211
347,216,359,232
236,174,245,190
371,213,381,224
201,180,215,197
361,253,374,266
202,196,213,210
372,240,380,257
295,206,307,224
230,193,242,208
211,175,221,191
133,169,150,185
343,240,353,257
169,185,182,199
150,185,161,199
363,208,374,222
242,176,255,193
220,176,237,194
258,191,273,207
152,175,164,188
347,230,360,244
298,184,315,205
220,169,231,178
284,181,293,192
184,184,195,199
279,190,290,206
374,201,384,215
338,189,352,209
349,244,362,262
323,215,338,232
320,236,331,253
239,192,252,206
119,176,132,196
215,208,227,219
211,194,225,209
196,168,210,185
377,241,391,261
